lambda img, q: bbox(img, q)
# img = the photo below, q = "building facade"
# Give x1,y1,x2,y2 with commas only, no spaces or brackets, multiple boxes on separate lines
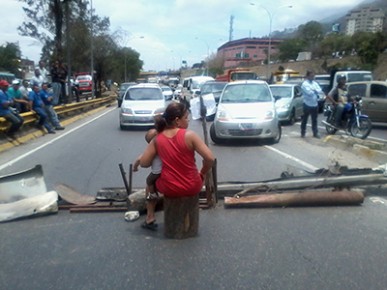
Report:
345,7,385,36
217,37,281,69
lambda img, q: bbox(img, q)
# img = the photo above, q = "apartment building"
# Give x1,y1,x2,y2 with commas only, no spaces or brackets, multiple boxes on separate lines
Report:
345,7,385,36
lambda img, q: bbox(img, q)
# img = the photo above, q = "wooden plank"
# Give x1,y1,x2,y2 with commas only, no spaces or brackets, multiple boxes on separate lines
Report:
59,201,127,210
55,183,96,205
69,207,127,213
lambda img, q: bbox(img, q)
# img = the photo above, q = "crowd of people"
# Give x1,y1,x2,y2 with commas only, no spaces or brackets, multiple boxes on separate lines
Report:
0,60,67,139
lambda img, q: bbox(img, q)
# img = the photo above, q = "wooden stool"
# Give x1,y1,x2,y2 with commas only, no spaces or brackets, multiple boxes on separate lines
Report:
163,194,199,239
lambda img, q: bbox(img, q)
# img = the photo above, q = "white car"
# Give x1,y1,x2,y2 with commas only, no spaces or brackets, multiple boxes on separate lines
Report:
119,83,166,129
210,80,281,144
160,85,173,101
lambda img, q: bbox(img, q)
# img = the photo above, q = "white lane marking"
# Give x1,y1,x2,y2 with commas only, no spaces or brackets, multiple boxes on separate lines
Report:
0,108,116,171
369,197,387,205
264,145,319,172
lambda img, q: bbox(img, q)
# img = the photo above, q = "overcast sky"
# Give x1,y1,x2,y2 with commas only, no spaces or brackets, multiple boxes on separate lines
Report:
1,0,366,72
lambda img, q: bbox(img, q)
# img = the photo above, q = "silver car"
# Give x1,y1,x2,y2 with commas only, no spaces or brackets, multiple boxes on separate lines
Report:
210,80,281,144
270,84,304,125
119,83,166,129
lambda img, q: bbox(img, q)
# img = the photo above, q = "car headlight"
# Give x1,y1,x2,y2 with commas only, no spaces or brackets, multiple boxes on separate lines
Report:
216,108,232,121
154,108,165,115
264,110,275,120
121,107,133,114
275,103,290,111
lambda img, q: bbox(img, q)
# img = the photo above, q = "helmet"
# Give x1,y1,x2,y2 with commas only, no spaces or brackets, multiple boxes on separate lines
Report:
338,75,346,82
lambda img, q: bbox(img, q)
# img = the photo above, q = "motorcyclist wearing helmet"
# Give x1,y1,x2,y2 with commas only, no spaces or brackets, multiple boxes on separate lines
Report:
327,75,351,127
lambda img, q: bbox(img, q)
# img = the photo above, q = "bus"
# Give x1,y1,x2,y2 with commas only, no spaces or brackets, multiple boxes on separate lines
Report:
272,69,301,84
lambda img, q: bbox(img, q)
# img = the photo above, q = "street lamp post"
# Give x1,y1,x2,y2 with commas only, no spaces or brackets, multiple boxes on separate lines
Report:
250,3,292,80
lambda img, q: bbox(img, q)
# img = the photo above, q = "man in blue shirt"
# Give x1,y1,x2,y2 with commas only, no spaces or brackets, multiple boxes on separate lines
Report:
300,70,325,138
39,82,65,130
0,80,24,138
28,83,56,134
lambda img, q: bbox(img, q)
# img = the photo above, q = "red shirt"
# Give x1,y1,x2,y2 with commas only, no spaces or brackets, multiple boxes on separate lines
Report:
155,129,202,197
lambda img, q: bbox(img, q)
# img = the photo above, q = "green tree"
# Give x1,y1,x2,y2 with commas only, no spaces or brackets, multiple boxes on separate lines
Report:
0,43,22,76
206,53,224,77
352,31,386,69
17,0,143,93
297,21,324,52
278,38,305,62
318,33,352,58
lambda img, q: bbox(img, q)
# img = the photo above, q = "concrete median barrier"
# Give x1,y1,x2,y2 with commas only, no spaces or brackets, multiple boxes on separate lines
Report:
324,134,387,164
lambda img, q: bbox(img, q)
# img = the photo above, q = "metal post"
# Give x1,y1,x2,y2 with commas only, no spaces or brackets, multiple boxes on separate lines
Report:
250,3,292,80
65,0,72,103
90,0,94,98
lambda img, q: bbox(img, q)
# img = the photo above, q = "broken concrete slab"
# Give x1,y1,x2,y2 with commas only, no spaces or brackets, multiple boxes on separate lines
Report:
0,191,58,222
0,165,58,222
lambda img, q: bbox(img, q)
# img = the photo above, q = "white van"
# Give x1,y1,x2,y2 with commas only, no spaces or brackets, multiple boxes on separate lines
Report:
333,70,373,87
182,76,214,100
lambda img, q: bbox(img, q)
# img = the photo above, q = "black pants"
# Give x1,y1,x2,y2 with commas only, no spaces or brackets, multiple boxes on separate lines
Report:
301,104,319,136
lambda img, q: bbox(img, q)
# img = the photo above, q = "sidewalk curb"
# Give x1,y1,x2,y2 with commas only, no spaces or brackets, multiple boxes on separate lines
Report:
324,135,387,164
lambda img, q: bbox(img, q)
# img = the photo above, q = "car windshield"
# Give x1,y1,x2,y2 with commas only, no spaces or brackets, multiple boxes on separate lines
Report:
221,84,272,103
120,84,131,91
77,76,91,81
340,73,373,83
270,87,292,99
161,87,172,92
125,88,163,101
201,83,227,94
230,72,257,81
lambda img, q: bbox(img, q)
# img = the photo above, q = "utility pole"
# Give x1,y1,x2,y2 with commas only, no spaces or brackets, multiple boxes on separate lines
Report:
90,0,95,98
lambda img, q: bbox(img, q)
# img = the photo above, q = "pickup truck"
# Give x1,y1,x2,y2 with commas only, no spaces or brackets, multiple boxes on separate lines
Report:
75,73,93,95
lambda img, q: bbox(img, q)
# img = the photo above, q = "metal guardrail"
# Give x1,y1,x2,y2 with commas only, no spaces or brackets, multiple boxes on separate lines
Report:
0,95,116,133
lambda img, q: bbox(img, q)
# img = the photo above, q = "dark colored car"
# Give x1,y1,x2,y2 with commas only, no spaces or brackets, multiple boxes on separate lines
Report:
117,82,137,107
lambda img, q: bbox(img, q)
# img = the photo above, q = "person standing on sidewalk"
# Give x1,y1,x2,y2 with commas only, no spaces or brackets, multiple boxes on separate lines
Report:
300,70,324,138
50,60,68,105
36,60,50,83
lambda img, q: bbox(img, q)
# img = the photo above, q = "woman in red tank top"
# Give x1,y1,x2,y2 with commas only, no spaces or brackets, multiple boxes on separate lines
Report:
139,102,215,228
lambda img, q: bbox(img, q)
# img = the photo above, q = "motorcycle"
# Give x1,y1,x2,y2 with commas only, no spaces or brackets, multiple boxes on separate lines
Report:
322,96,372,139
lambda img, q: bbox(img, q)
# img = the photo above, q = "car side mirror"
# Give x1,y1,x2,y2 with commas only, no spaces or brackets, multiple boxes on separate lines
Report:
274,95,281,101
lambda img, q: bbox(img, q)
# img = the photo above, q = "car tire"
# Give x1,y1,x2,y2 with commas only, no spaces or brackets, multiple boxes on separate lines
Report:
269,123,281,144
210,123,222,144
288,109,296,125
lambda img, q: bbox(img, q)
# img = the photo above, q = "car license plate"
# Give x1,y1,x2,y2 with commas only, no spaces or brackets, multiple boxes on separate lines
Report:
239,123,253,131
